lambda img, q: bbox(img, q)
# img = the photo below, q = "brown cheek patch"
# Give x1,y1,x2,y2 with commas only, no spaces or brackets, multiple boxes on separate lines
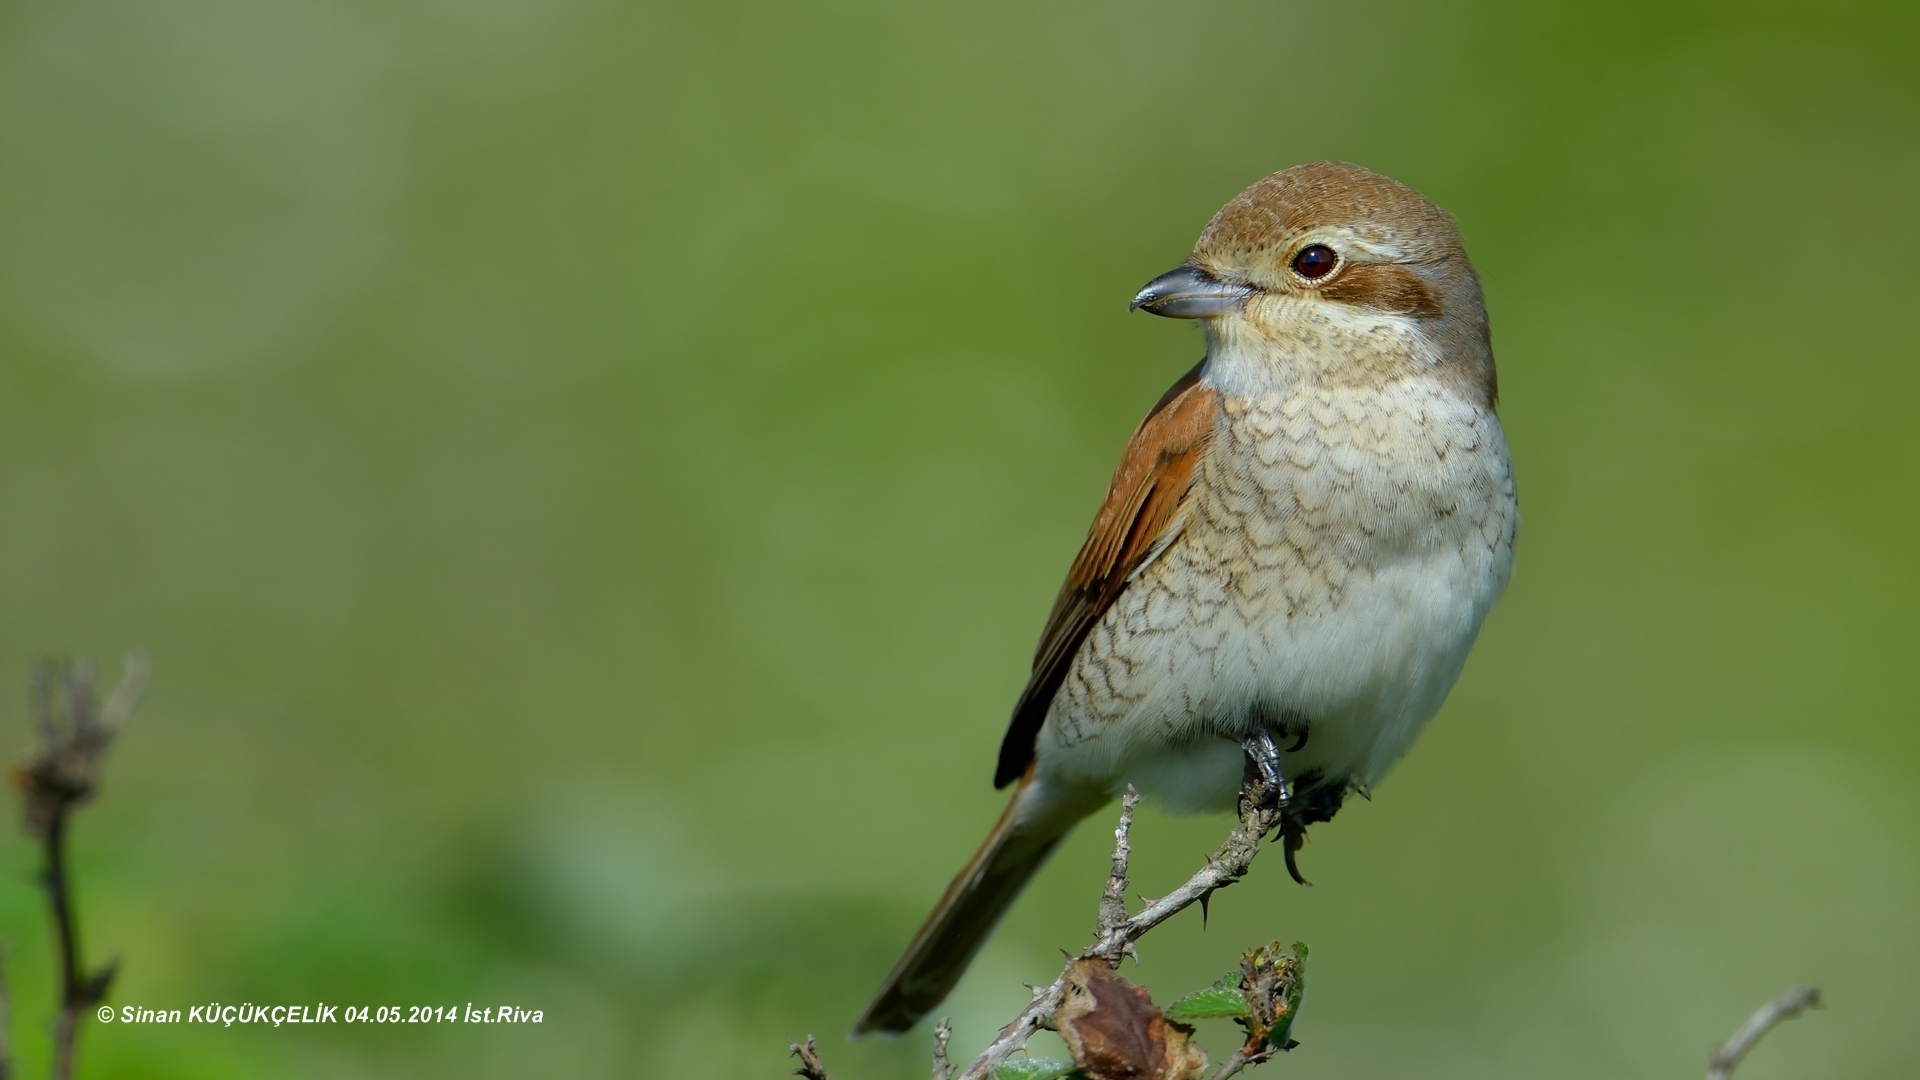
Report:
1318,264,1442,317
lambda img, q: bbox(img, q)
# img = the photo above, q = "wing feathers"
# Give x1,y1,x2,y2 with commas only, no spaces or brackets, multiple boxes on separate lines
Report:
993,362,1218,787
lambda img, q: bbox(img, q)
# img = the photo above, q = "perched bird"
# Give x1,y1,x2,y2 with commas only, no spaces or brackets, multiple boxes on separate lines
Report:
854,162,1518,1035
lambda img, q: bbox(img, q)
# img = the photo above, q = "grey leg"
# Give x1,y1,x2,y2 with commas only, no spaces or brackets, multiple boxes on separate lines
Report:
1239,729,1292,812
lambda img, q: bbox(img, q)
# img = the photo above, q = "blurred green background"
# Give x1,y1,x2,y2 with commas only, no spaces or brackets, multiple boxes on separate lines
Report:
0,0,1916,1076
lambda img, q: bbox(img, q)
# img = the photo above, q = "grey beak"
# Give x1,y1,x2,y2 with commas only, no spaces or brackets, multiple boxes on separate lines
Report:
1130,264,1252,318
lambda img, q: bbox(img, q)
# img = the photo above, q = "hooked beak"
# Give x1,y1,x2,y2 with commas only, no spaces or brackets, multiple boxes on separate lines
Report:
1129,264,1252,319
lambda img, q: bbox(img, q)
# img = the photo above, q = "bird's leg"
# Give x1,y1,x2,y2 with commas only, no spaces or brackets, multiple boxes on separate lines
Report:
1242,729,1283,789
1239,729,1291,814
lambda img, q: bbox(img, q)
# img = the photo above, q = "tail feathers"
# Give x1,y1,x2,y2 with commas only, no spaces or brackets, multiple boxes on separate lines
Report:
852,777,1092,1035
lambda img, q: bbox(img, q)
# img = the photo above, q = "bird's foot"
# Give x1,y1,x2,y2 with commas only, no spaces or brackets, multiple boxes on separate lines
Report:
1242,727,1323,884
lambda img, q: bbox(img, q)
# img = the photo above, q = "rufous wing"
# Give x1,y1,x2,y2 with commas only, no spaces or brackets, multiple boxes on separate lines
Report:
993,362,1218,787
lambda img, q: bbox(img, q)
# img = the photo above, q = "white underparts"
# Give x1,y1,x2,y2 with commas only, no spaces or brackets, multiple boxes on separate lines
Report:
1033,307,1518,816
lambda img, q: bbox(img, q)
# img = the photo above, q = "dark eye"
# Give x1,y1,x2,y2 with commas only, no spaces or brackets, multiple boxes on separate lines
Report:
1291,244,1338,281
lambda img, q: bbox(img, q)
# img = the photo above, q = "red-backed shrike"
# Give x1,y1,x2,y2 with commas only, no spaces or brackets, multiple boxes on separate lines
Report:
856,162,1517,1035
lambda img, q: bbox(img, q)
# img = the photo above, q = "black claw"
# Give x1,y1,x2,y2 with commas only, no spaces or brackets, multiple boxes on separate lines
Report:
1282,822,1312,886
1283,844,1310,886
1285,729,1309,753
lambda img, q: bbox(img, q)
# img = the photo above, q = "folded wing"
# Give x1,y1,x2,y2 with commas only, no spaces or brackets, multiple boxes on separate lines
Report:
994,362,1219,787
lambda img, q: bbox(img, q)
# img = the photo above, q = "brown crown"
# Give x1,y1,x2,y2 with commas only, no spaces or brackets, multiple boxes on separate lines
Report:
1194,161,1466,274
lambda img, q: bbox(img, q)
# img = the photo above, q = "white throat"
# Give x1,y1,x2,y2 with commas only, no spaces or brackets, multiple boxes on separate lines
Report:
1199,299,1436,399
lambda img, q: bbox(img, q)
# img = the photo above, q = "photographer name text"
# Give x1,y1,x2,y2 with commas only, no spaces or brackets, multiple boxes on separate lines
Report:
100,1003,544,1026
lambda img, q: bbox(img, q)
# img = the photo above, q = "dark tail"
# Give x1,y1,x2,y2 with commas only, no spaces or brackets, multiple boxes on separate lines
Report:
852,775,1096,1035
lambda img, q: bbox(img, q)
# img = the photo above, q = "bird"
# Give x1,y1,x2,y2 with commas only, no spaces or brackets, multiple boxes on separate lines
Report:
853,161,1518,1036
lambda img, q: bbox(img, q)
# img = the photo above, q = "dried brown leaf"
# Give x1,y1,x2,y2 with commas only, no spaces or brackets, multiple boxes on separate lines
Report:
1054,959,1207,1080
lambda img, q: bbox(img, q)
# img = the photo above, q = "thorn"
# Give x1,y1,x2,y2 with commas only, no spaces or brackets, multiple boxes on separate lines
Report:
1199,889,1212,927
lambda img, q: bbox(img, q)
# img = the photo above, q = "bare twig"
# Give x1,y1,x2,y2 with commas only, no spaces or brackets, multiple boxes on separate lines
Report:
1097,787,1141,956
14,655,146,1080
930,1017,954,1080
1707,985,1820,1080
789,1035,830,1080
0,945,13,1080
958,774,1287,1080
1207,1047,1272,1080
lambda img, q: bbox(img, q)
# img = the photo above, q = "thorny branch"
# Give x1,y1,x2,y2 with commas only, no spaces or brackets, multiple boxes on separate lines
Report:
957,773,1288,1080
784,761,1827,1080
1707,985,1820,1080
15,655,148,1080
1205,1047,1265,1080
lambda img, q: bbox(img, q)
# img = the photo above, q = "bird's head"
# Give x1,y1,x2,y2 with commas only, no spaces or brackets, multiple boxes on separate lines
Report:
1131,162,1495,404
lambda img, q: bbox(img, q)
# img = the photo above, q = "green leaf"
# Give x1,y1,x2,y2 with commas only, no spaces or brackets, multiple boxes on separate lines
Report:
1165,971,1252,1022
992,1058,1083,1080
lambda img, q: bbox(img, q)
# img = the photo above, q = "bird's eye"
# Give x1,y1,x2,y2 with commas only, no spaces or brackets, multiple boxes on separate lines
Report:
1291,244,1339,281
